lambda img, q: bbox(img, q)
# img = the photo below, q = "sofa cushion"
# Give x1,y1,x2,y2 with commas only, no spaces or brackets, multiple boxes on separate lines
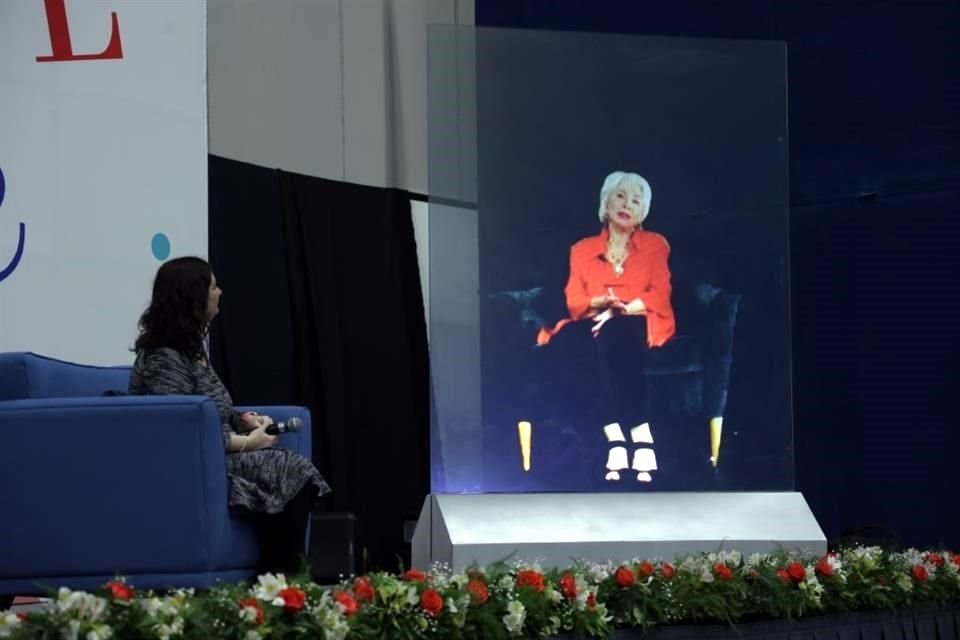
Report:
0,352,29,401
21,353,131,399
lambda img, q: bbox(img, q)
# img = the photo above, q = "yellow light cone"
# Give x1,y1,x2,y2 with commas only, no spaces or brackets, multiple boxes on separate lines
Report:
709,417,723,467
518,421,532,471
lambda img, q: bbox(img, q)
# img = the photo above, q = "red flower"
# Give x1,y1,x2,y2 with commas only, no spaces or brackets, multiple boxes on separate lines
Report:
467,579,489,605
776,568,790,584
787,562,806,583
238,598,264,625
953,554,960,569
420,589,443,617
925,553,944,568
516,569,545,592
403,569,427,582
15,612,26,622
586,592,597,610
815,556,835,578
614,566,636,588
636,561,654,578
659,563,675,580
912,565,928,583
559,573,577,599
333,590,357,616
353,577,375,603
106,580,134,601
748,569,759,579
713,563,733,582
280,587,307,612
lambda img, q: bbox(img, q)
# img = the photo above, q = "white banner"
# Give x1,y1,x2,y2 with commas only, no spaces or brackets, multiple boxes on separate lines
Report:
0,0,207,365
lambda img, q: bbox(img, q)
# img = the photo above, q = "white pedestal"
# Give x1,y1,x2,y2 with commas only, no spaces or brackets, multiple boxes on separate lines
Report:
412,492,826,571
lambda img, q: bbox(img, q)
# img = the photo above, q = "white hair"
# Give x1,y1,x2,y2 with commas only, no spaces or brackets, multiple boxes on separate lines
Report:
597,171,653,224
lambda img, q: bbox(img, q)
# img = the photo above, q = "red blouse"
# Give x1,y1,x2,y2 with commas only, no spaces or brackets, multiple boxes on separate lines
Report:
537,228,676,348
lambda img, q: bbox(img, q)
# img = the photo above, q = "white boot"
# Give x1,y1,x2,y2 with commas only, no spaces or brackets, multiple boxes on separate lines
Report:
630,422,653,444
632,448,657,483
604,423,628,480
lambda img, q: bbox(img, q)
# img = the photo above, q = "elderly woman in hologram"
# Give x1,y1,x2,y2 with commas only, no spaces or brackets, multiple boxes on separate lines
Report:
538,171,675,483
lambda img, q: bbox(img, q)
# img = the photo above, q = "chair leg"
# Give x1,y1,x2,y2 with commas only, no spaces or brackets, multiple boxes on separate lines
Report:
709,417,723,467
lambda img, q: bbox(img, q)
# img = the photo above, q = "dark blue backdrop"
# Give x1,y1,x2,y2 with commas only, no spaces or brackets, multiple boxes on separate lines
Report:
477,0,960,549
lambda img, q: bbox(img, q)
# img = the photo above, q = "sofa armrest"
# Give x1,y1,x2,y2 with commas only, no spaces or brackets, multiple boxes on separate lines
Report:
699,288,742,418
0,395,230,582
235,405,312,460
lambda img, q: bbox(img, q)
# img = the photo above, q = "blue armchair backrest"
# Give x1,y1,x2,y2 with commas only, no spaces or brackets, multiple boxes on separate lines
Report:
0,352,131,401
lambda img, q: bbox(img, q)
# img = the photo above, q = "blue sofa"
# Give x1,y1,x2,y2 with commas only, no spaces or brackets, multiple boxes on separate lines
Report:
0,352,312,597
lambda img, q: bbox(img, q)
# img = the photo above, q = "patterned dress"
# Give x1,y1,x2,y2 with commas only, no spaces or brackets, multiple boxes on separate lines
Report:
129,347,331,514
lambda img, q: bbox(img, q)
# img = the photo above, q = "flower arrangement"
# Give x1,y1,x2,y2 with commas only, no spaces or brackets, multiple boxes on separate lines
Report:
2,546,958,639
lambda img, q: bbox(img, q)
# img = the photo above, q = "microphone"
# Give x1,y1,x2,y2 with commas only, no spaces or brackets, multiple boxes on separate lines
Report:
265,417,304,435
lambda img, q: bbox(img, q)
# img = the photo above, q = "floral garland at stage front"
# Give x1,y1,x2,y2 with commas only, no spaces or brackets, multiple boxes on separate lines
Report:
2,546,959,639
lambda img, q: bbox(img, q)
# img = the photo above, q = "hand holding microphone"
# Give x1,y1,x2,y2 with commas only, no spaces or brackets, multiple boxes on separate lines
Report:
237,414,303,452
265,416,304,435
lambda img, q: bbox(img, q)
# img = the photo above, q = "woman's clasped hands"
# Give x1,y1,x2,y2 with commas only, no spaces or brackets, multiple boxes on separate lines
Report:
590,288,646,338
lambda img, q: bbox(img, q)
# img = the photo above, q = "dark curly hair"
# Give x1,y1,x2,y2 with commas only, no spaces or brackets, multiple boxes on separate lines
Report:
133,257,213,361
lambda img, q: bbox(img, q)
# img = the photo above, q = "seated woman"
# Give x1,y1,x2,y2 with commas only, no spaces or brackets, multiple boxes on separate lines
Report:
129,256,331,574
537,171,675,483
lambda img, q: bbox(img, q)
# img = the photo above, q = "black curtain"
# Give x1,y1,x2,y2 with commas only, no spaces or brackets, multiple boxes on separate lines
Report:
209,155,430,570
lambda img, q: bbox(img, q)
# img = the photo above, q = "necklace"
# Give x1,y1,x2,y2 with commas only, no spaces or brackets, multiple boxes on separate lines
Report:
605,243,628,278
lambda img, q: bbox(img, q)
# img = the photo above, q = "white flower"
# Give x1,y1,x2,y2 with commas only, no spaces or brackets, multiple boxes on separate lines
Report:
502,599,526,636
254,573,289,602
545,586,563,604
139,596,185,640
847,546,883,568
586,562,612,584
239,605,260,623
138,597,160,617
725,550,742,565
85,626,113,640
900,548,925,566
450,573,469,589
498,575,515,591
0,612,22,638
310,593,350,640
699,569,714,583
594,601,612,622
943,556,959,576
574,579,592,611
801,566,824,600
65,619,81,640
747,552,770,568
679,556,700,573
154,618,184,640
245,631,262,640
57,588,108,622
897,574,913,592
547,615,562,635
405,585,420,606
824,553,844,574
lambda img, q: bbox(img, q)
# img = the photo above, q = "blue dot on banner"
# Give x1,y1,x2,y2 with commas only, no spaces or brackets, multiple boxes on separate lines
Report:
151,232,171,261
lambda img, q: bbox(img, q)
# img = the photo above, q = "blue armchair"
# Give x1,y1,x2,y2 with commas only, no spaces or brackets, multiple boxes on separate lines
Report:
0,352,312,597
